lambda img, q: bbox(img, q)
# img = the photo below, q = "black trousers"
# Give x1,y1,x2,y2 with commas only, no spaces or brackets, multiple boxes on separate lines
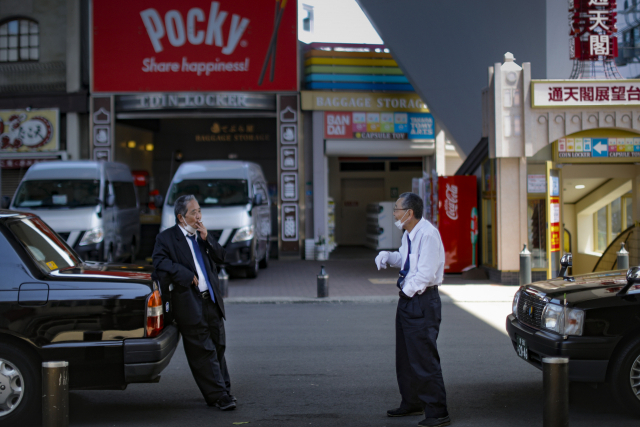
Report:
396,287,448,418
178,296,231,404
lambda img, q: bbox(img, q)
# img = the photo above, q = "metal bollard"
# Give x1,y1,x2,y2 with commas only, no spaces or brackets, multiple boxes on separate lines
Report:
618,242,629,271
542,357,569,427
42,361,69,427
317,265,329,298
218,267,229,298
520,244,532,286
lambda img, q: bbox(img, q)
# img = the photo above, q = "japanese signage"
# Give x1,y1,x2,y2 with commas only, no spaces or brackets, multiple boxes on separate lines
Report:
0,109,59,152
550,197,560,252
116,93,276,111
324,112,434,140
532,80,640,107
91,97,113,162
195,119,274,142
527,175,547,193
569,0,618,60
301,91,429,112
0,158,58,169
554,135,640,163
278,95,300,253
92,0,297,92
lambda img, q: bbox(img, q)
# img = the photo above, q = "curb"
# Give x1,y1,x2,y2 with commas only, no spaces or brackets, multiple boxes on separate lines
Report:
223,295,454,304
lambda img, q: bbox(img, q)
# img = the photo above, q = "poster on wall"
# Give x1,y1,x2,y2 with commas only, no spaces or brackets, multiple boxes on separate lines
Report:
92,0,298,92
0,109,59,152
324,111,434,140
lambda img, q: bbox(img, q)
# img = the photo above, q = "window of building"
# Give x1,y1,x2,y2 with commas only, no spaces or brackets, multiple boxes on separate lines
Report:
302,5,314,33
593,193,633,252
481,159,496,267
0,18,39,62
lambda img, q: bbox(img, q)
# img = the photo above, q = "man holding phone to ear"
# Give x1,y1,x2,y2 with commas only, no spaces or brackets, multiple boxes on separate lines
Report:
152,194,236,411
375,192,450,427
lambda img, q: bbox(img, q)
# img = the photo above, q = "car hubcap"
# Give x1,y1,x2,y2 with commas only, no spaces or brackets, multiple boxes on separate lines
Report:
0,359,24,416
631,354,640,400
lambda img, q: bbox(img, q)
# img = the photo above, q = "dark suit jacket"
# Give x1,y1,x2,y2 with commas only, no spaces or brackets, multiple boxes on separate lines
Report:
152,225,227,324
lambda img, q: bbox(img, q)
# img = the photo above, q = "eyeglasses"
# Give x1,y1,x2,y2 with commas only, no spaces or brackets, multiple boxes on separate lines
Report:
393,208,409,212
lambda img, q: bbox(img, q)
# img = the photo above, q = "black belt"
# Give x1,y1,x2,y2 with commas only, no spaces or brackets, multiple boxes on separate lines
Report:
399,286,438,300
199,290,210,299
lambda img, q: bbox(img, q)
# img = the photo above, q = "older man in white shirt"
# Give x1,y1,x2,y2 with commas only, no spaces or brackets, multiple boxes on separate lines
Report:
375,192,450,427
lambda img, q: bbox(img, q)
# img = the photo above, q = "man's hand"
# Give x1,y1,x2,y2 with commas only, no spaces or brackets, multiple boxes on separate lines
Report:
195,220,208,241
375,251,390,270
192,275,199,286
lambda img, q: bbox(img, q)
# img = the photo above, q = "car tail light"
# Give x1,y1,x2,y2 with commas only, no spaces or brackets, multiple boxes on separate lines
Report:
146,289,164,338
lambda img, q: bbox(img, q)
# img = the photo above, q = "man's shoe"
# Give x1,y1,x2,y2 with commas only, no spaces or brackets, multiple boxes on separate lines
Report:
229,394,237,402
215,395,237,411
418,415,451,427
387,407,424,417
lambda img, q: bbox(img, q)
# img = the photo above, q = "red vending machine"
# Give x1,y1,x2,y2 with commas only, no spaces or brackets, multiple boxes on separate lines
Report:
437,176,478,273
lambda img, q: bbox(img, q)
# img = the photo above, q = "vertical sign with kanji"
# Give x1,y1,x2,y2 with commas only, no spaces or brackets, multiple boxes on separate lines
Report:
278,95,300,253
569,0,618,60
91,96,114,161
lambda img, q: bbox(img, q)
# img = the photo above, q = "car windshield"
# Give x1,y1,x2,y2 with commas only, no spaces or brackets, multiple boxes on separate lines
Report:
166,179,249,207
13,180,100,208
7,216,80,272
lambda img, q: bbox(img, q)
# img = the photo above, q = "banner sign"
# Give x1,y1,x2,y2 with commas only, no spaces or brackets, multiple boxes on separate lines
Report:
92,0,297,92
550,196,560,252
116,92,276,111
0,109,59,152
569,0,618,60
532,80,640,107
302,91,429,112
554,136,640,163
324,111,434,140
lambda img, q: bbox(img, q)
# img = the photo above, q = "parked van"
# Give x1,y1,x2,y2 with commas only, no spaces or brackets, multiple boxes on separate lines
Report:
10,161,140,262
161,161,271,278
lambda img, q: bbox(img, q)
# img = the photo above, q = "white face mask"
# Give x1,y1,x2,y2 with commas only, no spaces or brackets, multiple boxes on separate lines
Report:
394,210,410,230
181,219,197,235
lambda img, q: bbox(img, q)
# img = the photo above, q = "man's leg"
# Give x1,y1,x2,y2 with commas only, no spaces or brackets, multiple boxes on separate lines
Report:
178,300,229,404
396,301,422,410
204,299,231,393
398,291,448,419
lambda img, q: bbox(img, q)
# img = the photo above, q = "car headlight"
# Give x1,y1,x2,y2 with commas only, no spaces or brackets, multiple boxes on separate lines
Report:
512,288,522,317
79,228,104,246
231,225,254,243
542,303,584,336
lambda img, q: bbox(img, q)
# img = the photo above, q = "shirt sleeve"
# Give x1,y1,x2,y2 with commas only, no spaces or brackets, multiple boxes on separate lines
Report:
402,231,441,298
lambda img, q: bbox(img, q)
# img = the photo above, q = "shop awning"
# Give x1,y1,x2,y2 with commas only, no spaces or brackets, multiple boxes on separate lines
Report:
325,139,434,157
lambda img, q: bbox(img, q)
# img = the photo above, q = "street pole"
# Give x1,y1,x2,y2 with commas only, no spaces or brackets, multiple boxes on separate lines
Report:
218,267,229,298
317,265,329,298
617,242,629,271
520,244,531,286
42,361,69,427
542,357,569,427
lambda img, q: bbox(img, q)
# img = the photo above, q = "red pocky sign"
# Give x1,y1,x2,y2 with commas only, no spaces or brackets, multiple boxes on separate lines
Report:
92,0,298,92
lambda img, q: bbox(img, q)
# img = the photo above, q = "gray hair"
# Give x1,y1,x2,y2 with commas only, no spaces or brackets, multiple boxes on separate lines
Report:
399,192,424,219
174,194,196,223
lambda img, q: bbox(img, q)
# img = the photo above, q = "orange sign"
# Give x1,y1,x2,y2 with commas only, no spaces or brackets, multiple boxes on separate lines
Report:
550,196,560,252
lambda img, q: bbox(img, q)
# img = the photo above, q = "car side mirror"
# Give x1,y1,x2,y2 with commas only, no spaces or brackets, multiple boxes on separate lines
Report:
106,194,115,207
253,194,263,206
558,253,572,279
619,266,640,296
154,194,164,206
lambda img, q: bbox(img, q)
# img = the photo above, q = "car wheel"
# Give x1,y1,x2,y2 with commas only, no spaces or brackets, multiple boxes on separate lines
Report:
0,343,40,425
259,244,269,269
610,334,640,416
245,257,259,279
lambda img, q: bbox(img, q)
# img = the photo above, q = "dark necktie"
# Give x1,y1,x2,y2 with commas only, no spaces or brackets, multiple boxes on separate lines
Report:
397,235,411,290
187,234,215,302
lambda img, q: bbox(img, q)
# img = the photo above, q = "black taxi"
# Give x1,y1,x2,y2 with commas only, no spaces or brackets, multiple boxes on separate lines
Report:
507,254,640,415
0,210,179,424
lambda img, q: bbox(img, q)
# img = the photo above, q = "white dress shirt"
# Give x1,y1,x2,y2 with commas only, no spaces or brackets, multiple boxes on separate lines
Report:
387,218,445,298
179,225,209,293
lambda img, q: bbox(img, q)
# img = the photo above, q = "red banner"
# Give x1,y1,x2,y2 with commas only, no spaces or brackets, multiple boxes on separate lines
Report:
92,0,298,92
550,196,560,252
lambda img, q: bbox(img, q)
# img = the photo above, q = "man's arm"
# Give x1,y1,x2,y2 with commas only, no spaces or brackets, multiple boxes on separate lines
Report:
401,233,442,298
152,233,195,288
202,233,226,264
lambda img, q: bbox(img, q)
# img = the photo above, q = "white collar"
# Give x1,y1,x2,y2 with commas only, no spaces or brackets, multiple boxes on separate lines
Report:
178,224,196,238
407,218,426,241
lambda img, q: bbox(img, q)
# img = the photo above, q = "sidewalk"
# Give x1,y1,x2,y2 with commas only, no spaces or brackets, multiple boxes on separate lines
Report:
226,257,500,300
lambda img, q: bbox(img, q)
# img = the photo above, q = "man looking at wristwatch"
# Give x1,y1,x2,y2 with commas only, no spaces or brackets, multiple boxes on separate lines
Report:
375,192,450,427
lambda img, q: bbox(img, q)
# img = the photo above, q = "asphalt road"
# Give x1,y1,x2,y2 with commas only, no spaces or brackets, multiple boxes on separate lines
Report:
69,300,639,427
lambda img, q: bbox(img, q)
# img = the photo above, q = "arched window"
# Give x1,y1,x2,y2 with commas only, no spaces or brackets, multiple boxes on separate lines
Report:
0,18,39,62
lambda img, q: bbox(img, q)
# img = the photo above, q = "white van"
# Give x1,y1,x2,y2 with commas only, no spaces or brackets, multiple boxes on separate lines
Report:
161,161,271,278
10,161,140,262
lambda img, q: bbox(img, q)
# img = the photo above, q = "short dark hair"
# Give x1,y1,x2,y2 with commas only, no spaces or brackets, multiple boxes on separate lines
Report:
399,192,423,219
174,194,196,223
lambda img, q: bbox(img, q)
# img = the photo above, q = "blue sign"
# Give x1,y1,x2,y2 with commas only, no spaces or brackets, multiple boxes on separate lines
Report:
408,113,435,139
591,138,608,157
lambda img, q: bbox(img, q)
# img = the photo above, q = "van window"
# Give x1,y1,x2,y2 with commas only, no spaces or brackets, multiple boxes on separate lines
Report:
13,180,100,208
167,179,249,207
112,182,137,209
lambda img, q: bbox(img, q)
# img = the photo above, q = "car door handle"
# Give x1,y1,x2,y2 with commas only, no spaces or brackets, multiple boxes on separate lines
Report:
18,283,49,306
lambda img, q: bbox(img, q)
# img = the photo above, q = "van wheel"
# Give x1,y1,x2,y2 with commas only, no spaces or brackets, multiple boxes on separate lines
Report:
245,258,259,279
259,244,269,269
0,343,40,425
609,334,640,416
